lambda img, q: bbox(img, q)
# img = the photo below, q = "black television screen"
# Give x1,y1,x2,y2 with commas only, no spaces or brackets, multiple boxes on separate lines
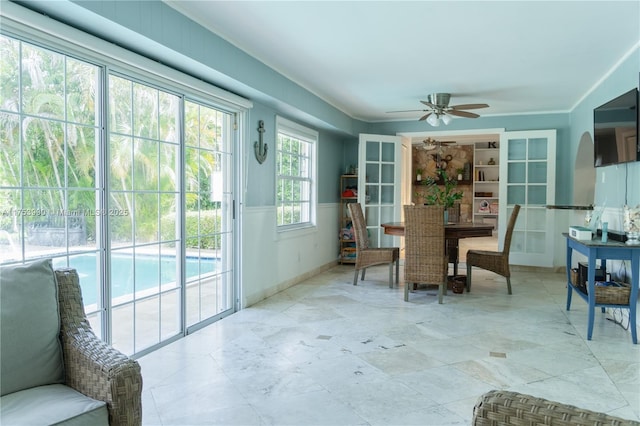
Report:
594,88,639,167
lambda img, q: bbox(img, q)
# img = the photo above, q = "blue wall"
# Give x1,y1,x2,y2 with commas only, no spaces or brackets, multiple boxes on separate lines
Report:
16,0,639,209
245,102,346,206
569,51,640,208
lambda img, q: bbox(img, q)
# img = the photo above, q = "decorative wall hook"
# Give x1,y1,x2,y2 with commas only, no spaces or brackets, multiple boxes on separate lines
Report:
254,120,268,164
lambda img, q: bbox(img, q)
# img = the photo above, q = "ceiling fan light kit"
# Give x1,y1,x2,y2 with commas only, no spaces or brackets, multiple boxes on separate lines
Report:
388,92,489,126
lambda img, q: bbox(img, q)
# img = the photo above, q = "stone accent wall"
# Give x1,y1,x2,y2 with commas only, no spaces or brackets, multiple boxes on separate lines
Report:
412,145,474,222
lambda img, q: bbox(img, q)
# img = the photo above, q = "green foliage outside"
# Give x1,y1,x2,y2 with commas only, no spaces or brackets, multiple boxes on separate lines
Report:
160,210,221,250
0,35,225,250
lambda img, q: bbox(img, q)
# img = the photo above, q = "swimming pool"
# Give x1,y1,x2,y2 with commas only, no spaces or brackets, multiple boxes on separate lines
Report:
53,254,218,306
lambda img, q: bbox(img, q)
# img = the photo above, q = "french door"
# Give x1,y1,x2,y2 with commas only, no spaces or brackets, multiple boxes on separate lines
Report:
499,130,556,267
357,134,402,248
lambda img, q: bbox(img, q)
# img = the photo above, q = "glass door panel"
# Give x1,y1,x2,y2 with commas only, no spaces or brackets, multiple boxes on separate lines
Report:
528,138,548,160
507,163,526,183
507,139,527,160
358,134,402,248
500,130,556,267
528,162,547,183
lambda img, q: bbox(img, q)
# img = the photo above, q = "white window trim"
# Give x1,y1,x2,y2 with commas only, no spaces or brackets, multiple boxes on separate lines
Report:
275,116,318,232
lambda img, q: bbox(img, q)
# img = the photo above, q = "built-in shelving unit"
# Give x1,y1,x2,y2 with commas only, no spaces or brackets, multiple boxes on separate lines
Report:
473,142,500,232
339,174,358,264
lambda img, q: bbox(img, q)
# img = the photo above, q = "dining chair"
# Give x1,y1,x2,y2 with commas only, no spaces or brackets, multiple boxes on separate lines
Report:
466,204,521,294
403,205,448,303
347,203,400,288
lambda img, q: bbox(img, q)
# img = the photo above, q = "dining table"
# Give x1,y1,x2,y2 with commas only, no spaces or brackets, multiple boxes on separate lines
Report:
381,222,494,275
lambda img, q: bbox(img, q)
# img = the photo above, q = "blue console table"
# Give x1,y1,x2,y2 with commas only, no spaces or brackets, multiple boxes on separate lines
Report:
564,233,639,344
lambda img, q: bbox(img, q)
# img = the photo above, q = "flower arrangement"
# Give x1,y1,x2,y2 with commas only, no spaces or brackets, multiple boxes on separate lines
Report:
422,169,463,209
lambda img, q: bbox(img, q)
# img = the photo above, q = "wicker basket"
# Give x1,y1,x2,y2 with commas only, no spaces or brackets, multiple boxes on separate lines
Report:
595,282,631,305
570,268,578,285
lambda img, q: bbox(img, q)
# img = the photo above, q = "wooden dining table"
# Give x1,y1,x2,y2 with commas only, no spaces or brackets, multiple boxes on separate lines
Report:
381,222,494,275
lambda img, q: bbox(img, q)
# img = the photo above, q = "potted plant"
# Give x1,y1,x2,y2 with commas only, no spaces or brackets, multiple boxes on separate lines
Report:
423,169,463,221
416,168,424,182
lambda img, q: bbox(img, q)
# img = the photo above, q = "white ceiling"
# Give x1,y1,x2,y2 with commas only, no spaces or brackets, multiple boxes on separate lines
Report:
165,1,639,123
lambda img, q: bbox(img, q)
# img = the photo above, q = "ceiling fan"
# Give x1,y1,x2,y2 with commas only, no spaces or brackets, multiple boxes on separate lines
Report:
421,137,455,151
389,93,489,125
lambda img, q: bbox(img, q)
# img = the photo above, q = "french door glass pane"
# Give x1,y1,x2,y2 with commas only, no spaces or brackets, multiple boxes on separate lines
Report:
528,162,547,183
528,138,547,160
366,141,380,161
507,139,526,160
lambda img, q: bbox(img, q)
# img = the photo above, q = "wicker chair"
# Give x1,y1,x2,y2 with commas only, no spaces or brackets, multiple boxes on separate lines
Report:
403,205,448,303
348,203,400,288
466,204,521,294
56,268,143,425
473,390,640,426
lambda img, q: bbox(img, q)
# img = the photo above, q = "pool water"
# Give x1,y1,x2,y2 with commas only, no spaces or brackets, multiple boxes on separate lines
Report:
53,254,217,306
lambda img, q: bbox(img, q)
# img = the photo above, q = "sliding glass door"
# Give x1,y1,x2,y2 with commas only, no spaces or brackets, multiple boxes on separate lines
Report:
0,34,238,356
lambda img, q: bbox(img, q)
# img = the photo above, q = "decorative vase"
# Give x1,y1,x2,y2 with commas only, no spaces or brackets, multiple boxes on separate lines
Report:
444,209,449,224
626,231,640,245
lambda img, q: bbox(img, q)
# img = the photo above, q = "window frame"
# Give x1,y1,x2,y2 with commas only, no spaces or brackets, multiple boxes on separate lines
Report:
275,116,317,232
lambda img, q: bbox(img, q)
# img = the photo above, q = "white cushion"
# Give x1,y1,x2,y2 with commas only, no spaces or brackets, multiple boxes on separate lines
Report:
0,384,108,426
0,259,64,396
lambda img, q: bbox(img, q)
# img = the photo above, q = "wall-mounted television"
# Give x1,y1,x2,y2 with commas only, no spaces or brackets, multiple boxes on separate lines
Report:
593,88,639,167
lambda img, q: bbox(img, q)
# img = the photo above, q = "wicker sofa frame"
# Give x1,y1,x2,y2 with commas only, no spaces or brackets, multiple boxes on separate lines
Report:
56,268,142,425
473,390,639,426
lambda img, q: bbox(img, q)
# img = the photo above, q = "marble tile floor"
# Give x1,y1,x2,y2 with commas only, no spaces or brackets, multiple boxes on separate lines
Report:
139,262,640,425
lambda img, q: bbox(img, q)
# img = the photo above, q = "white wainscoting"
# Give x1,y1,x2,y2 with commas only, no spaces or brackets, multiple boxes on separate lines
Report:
241,203,340,307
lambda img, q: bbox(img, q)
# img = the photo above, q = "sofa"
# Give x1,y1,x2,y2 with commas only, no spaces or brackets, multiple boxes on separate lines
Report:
0,259,142,425
473,389,639,425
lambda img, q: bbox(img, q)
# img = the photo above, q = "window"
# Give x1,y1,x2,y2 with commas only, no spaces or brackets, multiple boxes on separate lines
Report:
275,117,317,229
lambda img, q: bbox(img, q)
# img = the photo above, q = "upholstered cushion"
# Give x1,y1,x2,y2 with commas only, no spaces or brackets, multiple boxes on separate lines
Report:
0,259,64,396
0,384,108,426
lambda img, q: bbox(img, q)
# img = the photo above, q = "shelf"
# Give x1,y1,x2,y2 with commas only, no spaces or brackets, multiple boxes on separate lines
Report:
474,213,498,216
339,174,358,264
474,164,499,168
414,179,472,186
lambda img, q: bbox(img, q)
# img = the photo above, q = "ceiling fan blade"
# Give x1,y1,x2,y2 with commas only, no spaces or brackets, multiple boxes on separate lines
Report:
419,112,433,121
386,109,427,113
450,103,489,110
447,110,480,118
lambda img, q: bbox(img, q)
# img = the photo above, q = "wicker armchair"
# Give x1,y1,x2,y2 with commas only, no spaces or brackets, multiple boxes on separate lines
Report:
348,203,400,288
466,204,521,294
56,268,143,425
403,205,448,303
473,390,640,426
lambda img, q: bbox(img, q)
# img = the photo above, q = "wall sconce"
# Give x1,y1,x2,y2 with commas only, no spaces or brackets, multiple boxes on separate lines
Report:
254,120,268,164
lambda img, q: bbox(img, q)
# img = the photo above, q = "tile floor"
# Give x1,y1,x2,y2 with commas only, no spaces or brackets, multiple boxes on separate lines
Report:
139,242,640,425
